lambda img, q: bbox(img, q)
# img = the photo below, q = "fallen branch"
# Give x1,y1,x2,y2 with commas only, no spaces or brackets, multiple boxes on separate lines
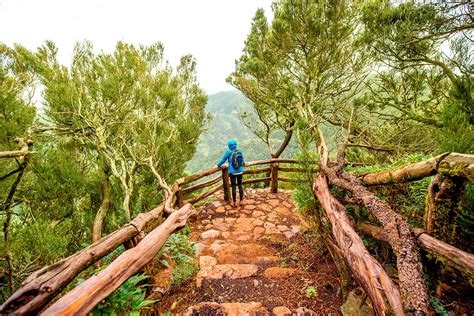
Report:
360,153,474,185
41,204,195,316
313,130,404,315
359,223,474,274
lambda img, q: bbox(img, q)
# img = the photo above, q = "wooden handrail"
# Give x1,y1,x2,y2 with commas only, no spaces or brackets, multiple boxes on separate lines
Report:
2,158,309,314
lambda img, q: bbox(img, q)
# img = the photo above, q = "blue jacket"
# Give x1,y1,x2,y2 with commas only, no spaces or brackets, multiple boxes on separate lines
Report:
216,140,244,174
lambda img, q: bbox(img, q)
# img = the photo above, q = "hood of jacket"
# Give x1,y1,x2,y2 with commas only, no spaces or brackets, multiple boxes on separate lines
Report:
227,140,237,150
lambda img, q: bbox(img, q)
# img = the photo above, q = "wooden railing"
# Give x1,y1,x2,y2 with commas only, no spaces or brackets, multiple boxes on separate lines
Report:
0,158,310,315
175,158,304,207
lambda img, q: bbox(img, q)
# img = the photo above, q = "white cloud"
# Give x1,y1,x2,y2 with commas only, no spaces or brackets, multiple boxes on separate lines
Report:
0,0,273,94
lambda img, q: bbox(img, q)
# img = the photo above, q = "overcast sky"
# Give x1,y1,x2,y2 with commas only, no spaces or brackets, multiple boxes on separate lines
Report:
0,0,273,94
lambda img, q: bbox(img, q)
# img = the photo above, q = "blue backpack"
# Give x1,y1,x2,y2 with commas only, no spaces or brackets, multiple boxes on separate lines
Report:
230,150,244,169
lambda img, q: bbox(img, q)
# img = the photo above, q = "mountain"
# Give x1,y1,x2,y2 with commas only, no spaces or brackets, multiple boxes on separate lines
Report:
185,90,298,173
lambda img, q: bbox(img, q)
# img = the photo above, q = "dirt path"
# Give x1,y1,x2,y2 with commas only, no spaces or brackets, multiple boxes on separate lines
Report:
158,189,343,315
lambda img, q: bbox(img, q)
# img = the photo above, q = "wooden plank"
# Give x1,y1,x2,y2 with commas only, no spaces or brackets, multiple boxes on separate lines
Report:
176,166,223,186
278,167,310,173
244,158,298,167
0,150,30,159
243,167,271,175
41,204,195,316
182,176,221,195
185,184,223,205
242,177,271,185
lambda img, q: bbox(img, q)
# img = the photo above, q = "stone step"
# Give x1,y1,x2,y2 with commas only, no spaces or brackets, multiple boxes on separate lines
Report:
183,302,318,316
196,263,259,287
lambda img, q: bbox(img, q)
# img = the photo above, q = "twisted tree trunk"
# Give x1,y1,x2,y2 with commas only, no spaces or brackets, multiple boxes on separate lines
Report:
92,177,111,243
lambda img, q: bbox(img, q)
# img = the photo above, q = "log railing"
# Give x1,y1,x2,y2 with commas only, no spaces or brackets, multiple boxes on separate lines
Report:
0,158,308,315
175,158,304,207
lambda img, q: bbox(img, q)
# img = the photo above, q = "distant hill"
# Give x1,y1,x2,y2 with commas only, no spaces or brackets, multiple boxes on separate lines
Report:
185,90,299,173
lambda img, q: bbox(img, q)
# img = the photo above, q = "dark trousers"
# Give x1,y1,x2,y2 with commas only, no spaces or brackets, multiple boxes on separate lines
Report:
229,174,244,202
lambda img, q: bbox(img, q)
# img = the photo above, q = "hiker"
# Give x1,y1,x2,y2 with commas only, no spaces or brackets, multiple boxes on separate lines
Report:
216,140,245,207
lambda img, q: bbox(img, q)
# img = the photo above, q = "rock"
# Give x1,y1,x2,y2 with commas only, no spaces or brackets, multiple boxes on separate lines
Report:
273,306,292,316
199,256,217,269
213,223,229,231
220,302,269,316
295,307,318,316
207,210,215,215
222,232,231,238
284,231,295,239
264,222,276,229
201,229,221,239
277,225,289,232
213,218,224,224
253,279,259,287
254,256,279,265
254,227,266,236
268,199,280,207
264,267,299,278
212,201,222,208
216,206,226,214
202,219,211,225
210,241,236,254
282,201,293,208
237,235,251,241
196,264,259,287
252,210,265,217
195,243,207,255
253,219,264,226
244,205,257,210
228,209,238,215
225,217,236,224
341,288,375,316
205,224,213,230
291,225,301,234
274,206,292,216
234,217,255,232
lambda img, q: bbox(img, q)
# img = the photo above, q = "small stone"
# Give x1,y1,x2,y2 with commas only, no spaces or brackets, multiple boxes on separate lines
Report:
222,232,231,238
202,219,211,225
274,206,292,216
277,225,289,232
199,256,217,269
254,227,265,236
253,279,259,287
201,229,221,239
225,217,236,224
207,210,215,215
282,201,293,208
237,235,251,241
253,219,264,226
273,306,292,316
284,231,295,239
295,307,317,316
205,224,213,230
264,222,276,229
268,199,280,207
213,218,224,224
212,201,222,208
291,225,301,234
216,206,226,214
244,204,256,210
252,210,265,217
195,243,207,255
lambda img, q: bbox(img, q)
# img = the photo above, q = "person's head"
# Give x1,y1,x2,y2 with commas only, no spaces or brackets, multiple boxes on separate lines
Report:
227,139,237,150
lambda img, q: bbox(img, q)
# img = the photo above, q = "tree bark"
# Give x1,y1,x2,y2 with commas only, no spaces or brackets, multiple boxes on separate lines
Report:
41,204,195,316
92,178,112,243
359,223,474,274
423,174,466,243
360,153,474,185
313,173,404,315
0,204,165,315
324,169,433,314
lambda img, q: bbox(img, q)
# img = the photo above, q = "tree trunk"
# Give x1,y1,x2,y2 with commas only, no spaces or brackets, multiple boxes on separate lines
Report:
324,169,433,314
0,204,165,315
41,204,195,316
92,178,112,243
424,174,466,243
313,173,404,315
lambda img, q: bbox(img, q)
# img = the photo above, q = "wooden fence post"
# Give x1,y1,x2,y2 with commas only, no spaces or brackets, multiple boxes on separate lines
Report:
271,162,278,193
222,167,231,202
176,188,184,208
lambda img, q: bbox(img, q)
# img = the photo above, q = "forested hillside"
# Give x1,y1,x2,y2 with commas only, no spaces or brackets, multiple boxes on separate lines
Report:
186,90,299,173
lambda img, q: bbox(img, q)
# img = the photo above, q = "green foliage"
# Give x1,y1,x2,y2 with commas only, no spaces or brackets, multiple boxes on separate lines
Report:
436,101,474,154
305,286,318,299
156,229,198,287
91,274,155,315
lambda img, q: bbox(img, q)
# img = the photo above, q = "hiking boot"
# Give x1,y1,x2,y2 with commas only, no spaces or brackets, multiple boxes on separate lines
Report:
232,201,237,208
236,200,241,207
